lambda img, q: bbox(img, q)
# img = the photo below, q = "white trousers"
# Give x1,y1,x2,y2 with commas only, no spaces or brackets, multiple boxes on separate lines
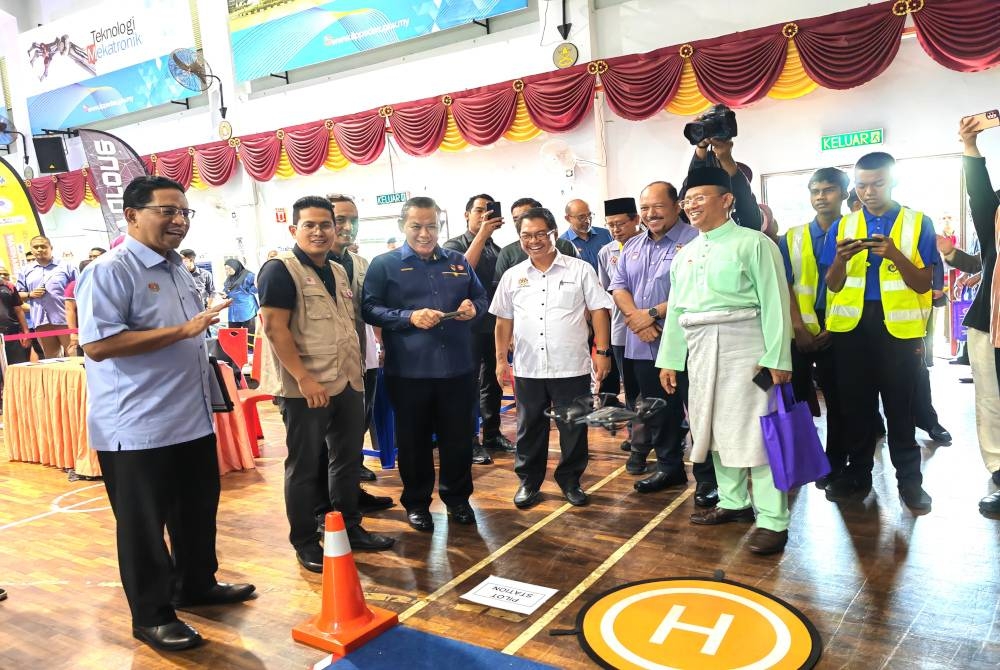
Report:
967,328,1000,474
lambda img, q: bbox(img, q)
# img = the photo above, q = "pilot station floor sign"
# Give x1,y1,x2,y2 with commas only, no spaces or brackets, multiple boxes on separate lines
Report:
571,577,821,670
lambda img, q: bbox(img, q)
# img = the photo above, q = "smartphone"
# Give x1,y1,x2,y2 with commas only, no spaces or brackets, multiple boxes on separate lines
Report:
486,201,502,220
854,237,880,244
964,109,1000,131
752,367,774,391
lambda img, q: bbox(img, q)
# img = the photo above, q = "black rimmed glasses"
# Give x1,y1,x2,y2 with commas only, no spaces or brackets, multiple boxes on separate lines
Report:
135,205,196,220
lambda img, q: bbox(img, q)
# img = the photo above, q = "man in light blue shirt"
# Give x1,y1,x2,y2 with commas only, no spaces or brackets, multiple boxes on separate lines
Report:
15,235,76,357
560,198,613,270
78,176,254,652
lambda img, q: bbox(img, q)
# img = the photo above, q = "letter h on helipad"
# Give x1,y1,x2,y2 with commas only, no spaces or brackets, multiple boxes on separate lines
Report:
649,605,734,655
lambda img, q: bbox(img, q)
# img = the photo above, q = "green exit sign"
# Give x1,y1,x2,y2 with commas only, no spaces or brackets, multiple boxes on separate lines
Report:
821,128,884,151
376,191,409,206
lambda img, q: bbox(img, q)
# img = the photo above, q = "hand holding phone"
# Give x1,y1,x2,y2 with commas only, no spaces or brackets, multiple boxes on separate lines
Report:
752,367,774,391
963,109,1000,132
486,201,502,221
439,310,463,320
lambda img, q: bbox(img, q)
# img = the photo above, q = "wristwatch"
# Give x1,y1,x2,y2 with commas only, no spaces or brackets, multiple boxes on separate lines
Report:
647,306,660,319
595,348,612,356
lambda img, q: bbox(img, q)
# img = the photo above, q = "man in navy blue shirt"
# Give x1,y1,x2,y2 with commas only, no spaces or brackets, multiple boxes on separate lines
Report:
362,196,487,533
560,199,613,270
820,152,940,511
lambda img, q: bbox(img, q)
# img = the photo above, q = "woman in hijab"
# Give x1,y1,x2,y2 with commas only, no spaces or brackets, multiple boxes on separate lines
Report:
223,258,259,338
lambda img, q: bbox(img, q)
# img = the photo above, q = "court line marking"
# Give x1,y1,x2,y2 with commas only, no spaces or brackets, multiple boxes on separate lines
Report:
0,484,108,532
398,464,627,622
501,487,693,655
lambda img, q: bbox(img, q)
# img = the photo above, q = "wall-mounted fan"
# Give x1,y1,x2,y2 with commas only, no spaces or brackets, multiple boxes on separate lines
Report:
168,48,231,139
0,113,32,176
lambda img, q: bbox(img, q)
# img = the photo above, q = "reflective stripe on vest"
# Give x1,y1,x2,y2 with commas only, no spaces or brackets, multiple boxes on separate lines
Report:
787,224,821,335
826,208,932,338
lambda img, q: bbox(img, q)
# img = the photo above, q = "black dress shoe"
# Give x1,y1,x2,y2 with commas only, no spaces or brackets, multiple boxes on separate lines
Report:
694,482,719,508
949,357,969,365
472,442,493,465
899,483,932,511
993,470,1000,487
634,470,687,493
979,490,1000,515
173,582,256,607
619,440,632,453
484,434,517,452
358,487,394,513
296,544,324,573
132,620,203,651
824,475,872,502
563,486,589,507
625,451,648,475
407,509,434,532
514,484,541,509
924,424,952,443
360,464,377,481
447,502,476,525
0,587,6,601
347,525,395,550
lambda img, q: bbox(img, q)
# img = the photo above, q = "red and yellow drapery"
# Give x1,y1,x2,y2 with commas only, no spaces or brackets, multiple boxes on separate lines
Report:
26,0,1000,213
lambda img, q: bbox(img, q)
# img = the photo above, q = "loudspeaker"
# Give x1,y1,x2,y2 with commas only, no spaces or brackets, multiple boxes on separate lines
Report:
33,135,69,173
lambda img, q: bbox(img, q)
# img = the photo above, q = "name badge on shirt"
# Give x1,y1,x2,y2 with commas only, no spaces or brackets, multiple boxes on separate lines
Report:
343,289,354,299
148,282,160,292
304,276,316,285
518,277,529,287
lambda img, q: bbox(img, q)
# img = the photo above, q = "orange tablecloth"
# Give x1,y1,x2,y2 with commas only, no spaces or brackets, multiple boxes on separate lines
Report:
3,358,255,476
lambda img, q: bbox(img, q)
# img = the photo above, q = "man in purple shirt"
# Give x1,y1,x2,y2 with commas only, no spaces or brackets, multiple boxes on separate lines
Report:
610,181,718,506
16,235,76,358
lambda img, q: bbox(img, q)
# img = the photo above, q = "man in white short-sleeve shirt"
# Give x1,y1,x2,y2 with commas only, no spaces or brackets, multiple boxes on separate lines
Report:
491,207,613,510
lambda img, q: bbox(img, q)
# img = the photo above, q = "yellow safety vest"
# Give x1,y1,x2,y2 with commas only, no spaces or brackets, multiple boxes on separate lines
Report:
786,223,822,335
826,207,932,339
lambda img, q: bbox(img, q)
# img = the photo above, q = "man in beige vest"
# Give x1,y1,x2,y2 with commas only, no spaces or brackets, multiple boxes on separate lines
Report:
258,196,394,573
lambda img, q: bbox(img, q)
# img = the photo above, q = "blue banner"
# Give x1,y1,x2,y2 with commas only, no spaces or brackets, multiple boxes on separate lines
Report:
229,0,529,83
26,55,197,134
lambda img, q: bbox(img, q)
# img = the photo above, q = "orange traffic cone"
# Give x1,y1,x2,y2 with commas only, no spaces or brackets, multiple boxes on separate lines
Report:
292,512,398,655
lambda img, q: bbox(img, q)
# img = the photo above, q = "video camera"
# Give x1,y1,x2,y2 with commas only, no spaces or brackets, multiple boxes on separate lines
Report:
683,103,738,145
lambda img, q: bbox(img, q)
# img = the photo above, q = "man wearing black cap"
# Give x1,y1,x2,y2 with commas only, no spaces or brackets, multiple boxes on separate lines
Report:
598,197,642,446
610,182,718,507
658,167,793,556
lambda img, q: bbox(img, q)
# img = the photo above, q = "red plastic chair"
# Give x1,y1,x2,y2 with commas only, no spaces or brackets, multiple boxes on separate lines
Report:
217,328,249,371
237,334,272,457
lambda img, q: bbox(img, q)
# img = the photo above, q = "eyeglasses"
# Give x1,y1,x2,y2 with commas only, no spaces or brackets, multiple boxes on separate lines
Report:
519,231,554,242
135,205,196,220
678,194,719,209
298,221,335,232
406,224,439,234
570,213,593,223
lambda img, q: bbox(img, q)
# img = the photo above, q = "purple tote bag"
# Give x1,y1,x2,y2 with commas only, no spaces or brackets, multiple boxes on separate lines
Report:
760,383,830,491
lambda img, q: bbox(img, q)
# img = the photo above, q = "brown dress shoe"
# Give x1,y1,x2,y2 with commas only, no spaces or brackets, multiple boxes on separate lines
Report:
690,506,755,525
746,527,788,555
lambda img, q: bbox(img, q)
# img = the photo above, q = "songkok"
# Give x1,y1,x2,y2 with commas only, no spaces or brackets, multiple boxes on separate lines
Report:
604,197,637,217
686,167,732,192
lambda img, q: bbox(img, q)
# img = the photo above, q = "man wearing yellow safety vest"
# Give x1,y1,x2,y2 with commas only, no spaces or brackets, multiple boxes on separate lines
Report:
819,152,940,511
778,168,850,488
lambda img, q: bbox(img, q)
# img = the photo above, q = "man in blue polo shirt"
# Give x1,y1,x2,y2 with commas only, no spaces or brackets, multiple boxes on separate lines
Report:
779,167,849,486
560,199,612,270
820,152,940,511
362,196,487,533
78,176,254,652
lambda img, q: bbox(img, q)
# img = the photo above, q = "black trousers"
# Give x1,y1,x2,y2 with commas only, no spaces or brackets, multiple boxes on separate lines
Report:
97,434,220,627
513,375,591,490
363,368,378,434
386,374,476,511
790,339,847,475
471,332,503,440
278,390,364,549
913,314,939,430
613,344,639,409
624,358,716,484
4,338,30,366
831,302,923,485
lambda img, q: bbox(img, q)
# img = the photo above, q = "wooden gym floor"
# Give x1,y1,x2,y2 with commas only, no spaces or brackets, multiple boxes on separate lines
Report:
1,361,998,669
